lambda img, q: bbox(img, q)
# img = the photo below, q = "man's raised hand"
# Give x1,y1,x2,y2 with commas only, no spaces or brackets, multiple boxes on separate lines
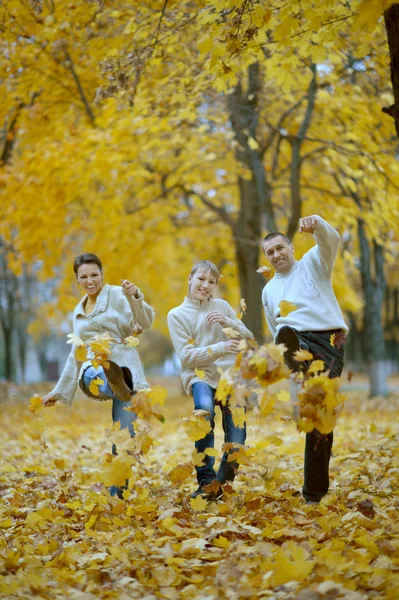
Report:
299,215,319,234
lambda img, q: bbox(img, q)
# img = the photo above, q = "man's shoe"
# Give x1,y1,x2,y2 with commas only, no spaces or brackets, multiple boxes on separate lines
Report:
190,486,208,499
276,326,307,372
103,361,134,402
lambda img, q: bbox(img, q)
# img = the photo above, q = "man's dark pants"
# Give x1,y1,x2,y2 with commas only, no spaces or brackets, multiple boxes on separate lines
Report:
276,326,345,503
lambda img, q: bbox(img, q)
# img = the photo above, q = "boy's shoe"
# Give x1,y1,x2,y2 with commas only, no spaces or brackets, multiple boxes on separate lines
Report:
103,361,134,402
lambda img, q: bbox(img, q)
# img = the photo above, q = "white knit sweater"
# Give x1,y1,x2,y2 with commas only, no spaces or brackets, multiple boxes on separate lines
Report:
50,284,155,405
262,217,348,339
168,297,254,394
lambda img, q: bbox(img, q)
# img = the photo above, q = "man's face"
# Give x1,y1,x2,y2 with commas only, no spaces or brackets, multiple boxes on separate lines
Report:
262,236,295,273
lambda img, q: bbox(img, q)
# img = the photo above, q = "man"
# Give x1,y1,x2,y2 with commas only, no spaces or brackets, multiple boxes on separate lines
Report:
261,215,348,504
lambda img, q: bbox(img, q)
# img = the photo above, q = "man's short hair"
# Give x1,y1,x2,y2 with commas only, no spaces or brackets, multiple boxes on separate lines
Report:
262,232,292,246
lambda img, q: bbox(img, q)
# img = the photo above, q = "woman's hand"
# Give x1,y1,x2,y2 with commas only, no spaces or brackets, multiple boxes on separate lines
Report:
207,311,227,326
43,392,60,407
121,279,139,298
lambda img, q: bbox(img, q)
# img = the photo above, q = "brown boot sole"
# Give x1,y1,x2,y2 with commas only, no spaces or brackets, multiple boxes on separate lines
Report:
103,361,132,402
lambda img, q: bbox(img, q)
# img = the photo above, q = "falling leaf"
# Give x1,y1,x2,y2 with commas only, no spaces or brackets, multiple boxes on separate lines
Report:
347,370,354,382
231,406,246,428
276,390,290,403
248,136,259,150
125,336,140,347
168,464,192,484
29,395,43,413
192,450,206,466
240,298,247,314
204,447,219,457
66,333,84,346
194,368,205,379
89,377,104,397
75,345,88,362
147,385,168,406
279,300,298,317
294,349,313,361
256,266,273,280
307,360,325,374
222,327,240,339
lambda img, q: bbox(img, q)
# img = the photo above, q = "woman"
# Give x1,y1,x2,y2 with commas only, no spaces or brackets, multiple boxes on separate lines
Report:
43,253,155,496
167,260,254,501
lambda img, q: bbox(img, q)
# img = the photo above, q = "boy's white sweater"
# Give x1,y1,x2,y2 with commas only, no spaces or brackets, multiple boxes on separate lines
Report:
262,217,348,339
168,297,254,394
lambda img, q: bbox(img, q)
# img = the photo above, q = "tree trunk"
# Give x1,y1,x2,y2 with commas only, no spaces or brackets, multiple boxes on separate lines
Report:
384,5,399,138
357,219,388,396
228,63,275,341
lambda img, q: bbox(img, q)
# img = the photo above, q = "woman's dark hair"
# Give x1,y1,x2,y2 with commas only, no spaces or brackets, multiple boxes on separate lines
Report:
73,253,103,275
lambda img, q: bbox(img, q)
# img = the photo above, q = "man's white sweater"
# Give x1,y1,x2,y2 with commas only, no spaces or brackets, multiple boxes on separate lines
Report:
262,217,348,339
168,297,254,394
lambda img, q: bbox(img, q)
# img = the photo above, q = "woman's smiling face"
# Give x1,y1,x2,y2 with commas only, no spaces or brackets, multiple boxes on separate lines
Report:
76,262,103,298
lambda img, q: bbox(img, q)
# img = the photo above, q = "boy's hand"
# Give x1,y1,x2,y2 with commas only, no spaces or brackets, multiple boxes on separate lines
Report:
207,311,227,326
226,340,240,354
299,215,319,234
121,279,139,298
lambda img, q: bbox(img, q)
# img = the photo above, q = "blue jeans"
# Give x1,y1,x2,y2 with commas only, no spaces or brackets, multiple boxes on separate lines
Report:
82,365,136,497
191,382,246,486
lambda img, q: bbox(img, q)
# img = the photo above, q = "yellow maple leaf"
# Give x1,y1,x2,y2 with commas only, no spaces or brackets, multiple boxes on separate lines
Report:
101,454,132,487
192,450,206,466
89,377,104,397
256,266,273,280
125,336,140,347
29,395,43,413
248,136,259,150
294,349,313,361
231,407,246,428
75,345,88,362
147,385,168,406
370,422,377,433
168,463,192,484
279,300,298,317
276,390,290,403
130,391,153,419
222,327,240,339
66,333,84,346
204,447,219,457
190,495,208,511
213,535,230,548
194,368,205,379
330,333,336,347
308,360,325,374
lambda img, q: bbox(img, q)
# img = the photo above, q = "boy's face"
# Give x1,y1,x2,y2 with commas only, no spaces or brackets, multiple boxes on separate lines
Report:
188,269,217,301
262,236,295,273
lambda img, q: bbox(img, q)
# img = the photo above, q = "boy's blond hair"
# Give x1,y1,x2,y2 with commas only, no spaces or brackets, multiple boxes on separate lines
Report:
189,260,219,282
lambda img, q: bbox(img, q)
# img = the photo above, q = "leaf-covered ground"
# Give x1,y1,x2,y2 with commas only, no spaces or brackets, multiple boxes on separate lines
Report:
1,379,399,600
